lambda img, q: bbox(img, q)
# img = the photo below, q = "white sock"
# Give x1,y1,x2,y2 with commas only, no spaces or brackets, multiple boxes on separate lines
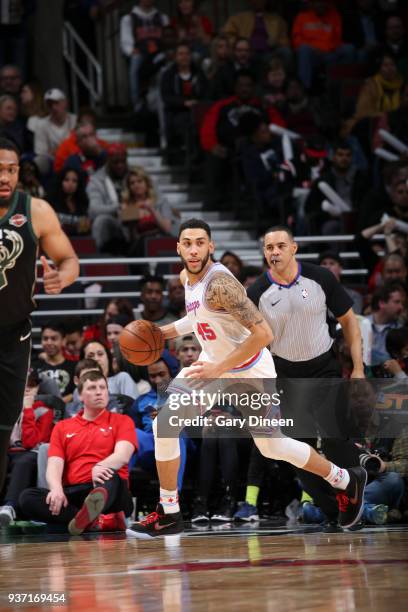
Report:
160,488,180,514
324,463,350,490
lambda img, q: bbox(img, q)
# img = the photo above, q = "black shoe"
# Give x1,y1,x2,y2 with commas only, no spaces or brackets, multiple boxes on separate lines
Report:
322,519,343,533
211,495,236,522
127,503,184,538
336,467,367,529
191,497,210,523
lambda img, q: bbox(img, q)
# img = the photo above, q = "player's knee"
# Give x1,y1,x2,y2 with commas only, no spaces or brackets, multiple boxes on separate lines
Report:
153,418,181,461
254,436,310,468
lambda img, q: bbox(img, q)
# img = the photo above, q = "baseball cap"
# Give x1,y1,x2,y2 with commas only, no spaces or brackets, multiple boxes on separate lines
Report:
44,88,66,102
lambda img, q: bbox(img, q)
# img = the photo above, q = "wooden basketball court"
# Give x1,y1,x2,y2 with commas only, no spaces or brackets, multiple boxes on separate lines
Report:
0,522,407,611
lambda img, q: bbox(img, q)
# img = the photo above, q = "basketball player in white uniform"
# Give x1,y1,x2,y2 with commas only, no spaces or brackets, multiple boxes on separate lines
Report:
128,220,367,538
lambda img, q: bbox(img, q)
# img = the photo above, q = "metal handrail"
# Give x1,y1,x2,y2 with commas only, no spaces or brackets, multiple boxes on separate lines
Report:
62,21,103,112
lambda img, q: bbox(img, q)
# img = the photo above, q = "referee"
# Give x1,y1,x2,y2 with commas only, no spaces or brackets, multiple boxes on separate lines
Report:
248,226,364,528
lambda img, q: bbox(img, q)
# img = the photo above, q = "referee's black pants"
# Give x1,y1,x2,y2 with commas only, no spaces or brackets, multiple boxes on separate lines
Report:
0,320,32,491
274,348,361,521
19,474,134,524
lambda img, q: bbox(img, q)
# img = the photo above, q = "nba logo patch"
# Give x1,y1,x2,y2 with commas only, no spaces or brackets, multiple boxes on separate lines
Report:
9,214,27,228
301,288,308,299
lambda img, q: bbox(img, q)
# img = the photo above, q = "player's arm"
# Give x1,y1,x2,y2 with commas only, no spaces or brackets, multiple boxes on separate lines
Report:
190,273,273,377
160,269,191,339
31,198,79,294
337,307,365,378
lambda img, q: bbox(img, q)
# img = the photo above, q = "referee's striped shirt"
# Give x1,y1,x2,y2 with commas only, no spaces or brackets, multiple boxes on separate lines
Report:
247,262,353,362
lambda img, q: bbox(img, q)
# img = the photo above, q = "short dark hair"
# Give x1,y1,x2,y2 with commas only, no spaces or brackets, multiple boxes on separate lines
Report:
385,327,408,358
263,225,294,241
318,250,343,266
235,69,256,83
41,321,65,337
78,369,107,394
178,218,211,240
140,274,165,291
0,136,20,157
80,340,113,376
371,281,406,311
332,139,352,153
62,316,83,336
74,358,102,378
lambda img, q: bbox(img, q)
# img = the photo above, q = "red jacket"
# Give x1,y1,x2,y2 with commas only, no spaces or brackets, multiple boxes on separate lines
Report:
292,5,342,52
54,131,110,173
200,96,285,151
10,400,55,451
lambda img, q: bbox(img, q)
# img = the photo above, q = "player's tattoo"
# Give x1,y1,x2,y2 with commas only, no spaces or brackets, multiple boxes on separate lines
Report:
205,272,264,329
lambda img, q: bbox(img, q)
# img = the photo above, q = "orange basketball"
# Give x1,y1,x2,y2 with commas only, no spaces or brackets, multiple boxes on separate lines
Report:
119,320,165,366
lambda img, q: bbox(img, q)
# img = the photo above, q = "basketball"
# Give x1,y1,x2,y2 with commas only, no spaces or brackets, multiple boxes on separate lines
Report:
118,320,165,366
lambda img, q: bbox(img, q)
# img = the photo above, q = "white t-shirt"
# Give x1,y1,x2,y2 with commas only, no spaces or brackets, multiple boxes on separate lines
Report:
34,113,77,157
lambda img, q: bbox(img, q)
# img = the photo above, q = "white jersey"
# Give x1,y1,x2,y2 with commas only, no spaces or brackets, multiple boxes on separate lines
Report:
184,262,275,375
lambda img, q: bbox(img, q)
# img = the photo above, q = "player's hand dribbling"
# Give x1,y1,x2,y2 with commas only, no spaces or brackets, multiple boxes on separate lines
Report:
41,256,62,294
46,488,68,516
185,360,223,379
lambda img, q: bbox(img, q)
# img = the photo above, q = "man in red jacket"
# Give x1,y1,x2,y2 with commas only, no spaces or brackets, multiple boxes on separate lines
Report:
200,69,284,211
292,0,355,90
0,375,54,527
19,371,137,534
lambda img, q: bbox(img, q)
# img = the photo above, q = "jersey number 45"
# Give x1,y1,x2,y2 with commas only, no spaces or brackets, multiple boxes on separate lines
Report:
196,322,217,341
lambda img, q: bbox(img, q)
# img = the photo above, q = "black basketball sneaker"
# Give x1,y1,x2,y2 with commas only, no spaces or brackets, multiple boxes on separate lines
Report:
336,467,367,529
127,503,184,538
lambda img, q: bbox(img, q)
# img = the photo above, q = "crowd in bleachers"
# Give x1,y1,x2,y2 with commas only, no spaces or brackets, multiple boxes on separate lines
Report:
1,0,408,532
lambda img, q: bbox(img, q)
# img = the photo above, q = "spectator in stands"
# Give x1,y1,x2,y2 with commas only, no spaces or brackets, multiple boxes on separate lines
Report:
305,139,369,234
383,327,408,378
33,322,77,403
175,334,200,368
129,351,190,491
83,298,135,343
63,122,107,179
281,78,319,138
375,82,408,151
202,34,231,83
364,281,405,365
209,37,260,101
160,42,207,164
62,317,84,363
54,108,108,172
33,89,77,175
0,94,29,151
111,344,150,397
341,0,382,63
171,0,213,60
81,340,140,399
47,168,90,237
19,371,137,534
381,15,408,68
220,251,244,280
345,53,404,136
20,80,47,137
222,0,290,65
136,275,177,326
262,56,288,112
122,166,180,258
120,0,169,112
17,159,45,198
0,65,22,98
0,374,54,527
238,114,285,226
200,70,267,210
87,143,129,254
292,0,355,91
318,251,363,314
360,176,408,229
166,277,186,318
104,314,134,352
241,265,263,289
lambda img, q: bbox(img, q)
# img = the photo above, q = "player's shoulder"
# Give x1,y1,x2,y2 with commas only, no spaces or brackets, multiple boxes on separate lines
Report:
300,261,338,286
247,272,272,307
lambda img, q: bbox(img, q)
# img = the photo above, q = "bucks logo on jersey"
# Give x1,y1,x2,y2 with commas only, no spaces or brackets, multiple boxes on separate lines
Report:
0,229,24,290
